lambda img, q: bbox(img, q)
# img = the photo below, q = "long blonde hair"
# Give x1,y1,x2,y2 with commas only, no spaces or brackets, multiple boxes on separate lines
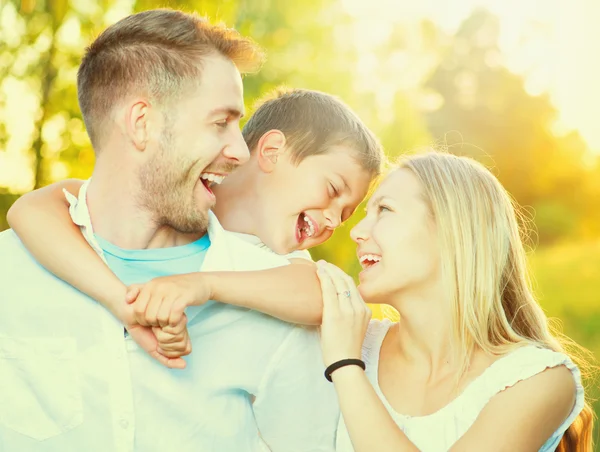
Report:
398,151,595,452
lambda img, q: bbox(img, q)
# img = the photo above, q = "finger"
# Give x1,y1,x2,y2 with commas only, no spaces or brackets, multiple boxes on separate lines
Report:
125,285,142,304
325,264,364,311
156,296,176,328
316,264,341,313
321,264,353,314
153,327,181,345
133,286,151,326
169,299,188,328
127,326,186,369
156,333,189,355
155,352,187,369
162,314,188,335
159,336,192,357
157,341,187,354
144,292,164,327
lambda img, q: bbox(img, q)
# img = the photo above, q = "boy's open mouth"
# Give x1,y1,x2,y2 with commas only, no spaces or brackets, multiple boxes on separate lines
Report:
296,213,317,243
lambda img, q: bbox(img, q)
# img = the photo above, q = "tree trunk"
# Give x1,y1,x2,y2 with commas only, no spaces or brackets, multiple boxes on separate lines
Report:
31,16,57,189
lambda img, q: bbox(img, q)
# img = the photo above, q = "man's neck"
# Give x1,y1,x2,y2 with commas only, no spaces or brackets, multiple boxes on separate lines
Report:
86,166,196,250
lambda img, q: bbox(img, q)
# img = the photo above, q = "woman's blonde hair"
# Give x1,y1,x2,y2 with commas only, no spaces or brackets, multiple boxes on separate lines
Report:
395,151,595,452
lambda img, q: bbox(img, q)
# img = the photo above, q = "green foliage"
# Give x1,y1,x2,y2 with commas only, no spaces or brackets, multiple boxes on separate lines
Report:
1,2,599,447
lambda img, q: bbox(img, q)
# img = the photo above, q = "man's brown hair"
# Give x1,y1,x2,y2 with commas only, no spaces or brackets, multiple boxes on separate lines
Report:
242,88,384,177
77,9,264,148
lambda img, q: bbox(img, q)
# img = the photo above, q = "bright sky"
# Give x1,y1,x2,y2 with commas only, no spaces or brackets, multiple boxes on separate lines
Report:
342,0,600,150
1,0,599,191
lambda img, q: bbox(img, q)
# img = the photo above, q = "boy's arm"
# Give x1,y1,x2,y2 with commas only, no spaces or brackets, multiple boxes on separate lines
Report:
205,259,323,325
6,180,128,319
6,180,188,368
131,261,324,329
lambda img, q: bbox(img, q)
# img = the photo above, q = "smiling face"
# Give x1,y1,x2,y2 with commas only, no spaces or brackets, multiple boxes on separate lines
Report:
255,145,374,254
138,54,250,234
350,168,441,303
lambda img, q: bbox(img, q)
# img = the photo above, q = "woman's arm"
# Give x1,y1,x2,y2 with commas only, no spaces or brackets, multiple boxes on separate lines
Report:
6,179,128,319
449,365,576,452
316,262,419,452
316,262,577,452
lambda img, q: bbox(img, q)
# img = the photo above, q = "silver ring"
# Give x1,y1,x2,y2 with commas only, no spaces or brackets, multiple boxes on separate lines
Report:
342,290,351,298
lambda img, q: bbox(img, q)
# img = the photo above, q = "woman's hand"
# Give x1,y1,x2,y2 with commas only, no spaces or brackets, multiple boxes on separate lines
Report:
316,261,371,368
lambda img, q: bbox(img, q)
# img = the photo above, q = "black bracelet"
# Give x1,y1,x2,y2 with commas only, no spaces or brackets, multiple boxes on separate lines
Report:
324,358,366,382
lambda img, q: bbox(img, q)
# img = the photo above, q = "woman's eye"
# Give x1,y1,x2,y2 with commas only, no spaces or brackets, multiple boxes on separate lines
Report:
378,204,391,213
215,120,228,129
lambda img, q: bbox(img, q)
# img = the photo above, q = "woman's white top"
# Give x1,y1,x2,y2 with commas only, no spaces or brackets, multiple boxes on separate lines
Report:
335,319,585,452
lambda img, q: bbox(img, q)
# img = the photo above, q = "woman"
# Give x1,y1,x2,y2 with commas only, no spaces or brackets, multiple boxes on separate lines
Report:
317,152,594,451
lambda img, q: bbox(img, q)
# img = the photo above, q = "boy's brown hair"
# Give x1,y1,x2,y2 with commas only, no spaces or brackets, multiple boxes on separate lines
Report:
243,88,384,177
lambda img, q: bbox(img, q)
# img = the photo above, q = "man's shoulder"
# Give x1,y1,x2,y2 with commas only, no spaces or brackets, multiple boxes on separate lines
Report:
221,230,290,269
0,228,18,247
0,229,35,268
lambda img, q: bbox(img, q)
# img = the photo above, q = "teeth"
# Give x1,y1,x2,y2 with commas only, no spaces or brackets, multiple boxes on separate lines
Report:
200,173,225,185
359,254,381,264
303,215,315,237
298,214,316,240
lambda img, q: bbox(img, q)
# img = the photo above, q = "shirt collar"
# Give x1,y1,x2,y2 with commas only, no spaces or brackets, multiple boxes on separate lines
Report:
63,178,228,265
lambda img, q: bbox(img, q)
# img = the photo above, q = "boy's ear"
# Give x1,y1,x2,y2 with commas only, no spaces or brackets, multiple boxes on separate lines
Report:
256,130,286,173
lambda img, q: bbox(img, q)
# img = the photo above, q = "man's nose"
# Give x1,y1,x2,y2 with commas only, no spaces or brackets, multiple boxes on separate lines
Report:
223,130,250,165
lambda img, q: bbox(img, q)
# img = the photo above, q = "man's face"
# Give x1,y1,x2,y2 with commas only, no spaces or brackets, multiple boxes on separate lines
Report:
256,145,373,255
139,54,248,234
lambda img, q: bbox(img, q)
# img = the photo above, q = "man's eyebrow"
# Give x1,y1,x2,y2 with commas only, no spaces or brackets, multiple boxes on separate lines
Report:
208,107,245,119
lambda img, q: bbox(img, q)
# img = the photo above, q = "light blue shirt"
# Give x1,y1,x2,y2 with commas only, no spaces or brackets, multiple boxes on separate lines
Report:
94,233,210,286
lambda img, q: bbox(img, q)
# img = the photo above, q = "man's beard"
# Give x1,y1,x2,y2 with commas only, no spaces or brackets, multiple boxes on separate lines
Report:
137,130,209,235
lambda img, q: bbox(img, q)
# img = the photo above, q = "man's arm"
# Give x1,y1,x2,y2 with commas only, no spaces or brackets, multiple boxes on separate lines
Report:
252,327,340,452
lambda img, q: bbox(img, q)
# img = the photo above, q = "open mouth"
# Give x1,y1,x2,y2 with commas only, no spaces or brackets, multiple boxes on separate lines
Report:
200,173,226,196
359,254,381,270
296,213,318,243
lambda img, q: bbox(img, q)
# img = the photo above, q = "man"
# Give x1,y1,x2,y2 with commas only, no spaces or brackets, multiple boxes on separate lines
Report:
0,10,339,451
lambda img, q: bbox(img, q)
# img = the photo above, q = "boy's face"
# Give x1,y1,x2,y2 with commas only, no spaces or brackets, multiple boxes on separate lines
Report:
257,145,373,254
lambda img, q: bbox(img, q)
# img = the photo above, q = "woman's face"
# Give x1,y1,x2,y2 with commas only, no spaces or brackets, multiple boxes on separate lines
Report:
350,169,441,303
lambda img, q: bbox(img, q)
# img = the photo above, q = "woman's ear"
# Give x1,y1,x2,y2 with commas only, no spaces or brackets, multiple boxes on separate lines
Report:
256,129,287,173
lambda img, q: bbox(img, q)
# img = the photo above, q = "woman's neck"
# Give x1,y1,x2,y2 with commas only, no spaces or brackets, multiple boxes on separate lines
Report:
387,280,458,377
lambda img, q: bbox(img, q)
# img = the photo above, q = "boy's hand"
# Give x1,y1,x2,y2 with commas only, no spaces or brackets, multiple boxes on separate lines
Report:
153,314,192,359
126,322,189,369
125,273,213,328
107,290,189,369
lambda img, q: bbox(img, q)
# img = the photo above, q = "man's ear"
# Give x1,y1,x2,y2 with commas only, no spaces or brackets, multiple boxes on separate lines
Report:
256,130,286,173
125,99,151,151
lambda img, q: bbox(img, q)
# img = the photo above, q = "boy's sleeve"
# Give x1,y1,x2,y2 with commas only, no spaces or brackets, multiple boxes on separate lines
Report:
252,327,339,452
283,249,313,261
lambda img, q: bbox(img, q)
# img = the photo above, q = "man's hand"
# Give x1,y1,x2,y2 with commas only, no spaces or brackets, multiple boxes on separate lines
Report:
125,273,213,328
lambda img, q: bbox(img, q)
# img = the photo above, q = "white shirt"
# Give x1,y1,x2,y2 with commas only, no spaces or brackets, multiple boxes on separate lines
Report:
0,180,339,451
335,319,585,452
